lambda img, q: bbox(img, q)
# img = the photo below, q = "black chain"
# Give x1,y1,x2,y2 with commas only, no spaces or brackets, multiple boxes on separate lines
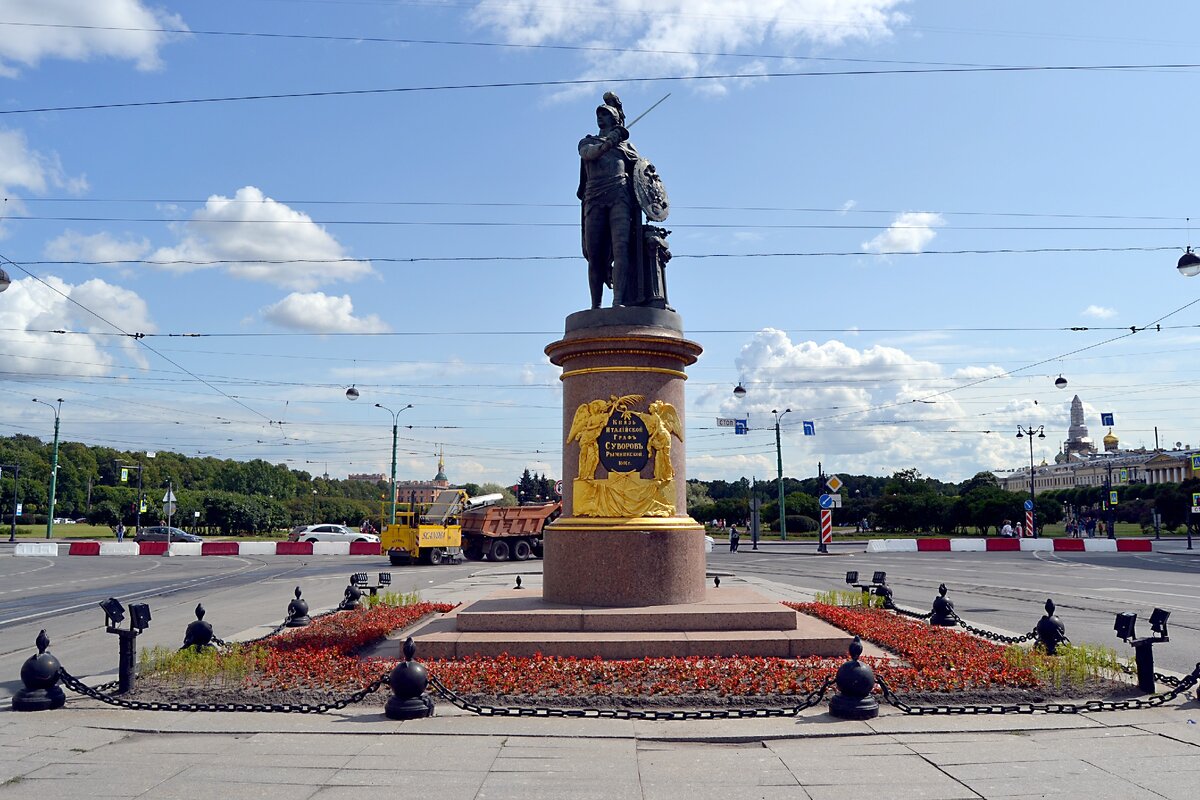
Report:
876,661,1200,715
949,610,1038,644
58,667,389,714
892,604,933,620
426,673,836,720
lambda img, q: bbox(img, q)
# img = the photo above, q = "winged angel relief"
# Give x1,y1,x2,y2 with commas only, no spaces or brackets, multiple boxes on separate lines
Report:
566,395,683,518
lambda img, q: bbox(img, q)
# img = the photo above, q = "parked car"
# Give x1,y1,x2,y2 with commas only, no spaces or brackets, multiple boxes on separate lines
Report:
135,526,202,543
288,524,380,544
704,535,714,553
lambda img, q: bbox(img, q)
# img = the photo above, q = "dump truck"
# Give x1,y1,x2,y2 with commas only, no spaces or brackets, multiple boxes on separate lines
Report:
459,500,562,562
380,488,470,566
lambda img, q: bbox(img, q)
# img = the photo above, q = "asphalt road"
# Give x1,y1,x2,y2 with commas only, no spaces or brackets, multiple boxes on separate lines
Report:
0,549,476,700
708,542,1200,674
3,544,1199,702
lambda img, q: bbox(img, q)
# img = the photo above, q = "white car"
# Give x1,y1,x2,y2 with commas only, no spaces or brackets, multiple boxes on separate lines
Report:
704,535,714,553
288,524,379,544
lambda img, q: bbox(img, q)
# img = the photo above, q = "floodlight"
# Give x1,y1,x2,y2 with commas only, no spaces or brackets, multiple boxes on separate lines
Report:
1114,611,1137,641
99,597,125,626
1149,607,1171,637
845,570,859,585
872,571,887,585
129,603,152,631
379,572,392,586
351,572,368,586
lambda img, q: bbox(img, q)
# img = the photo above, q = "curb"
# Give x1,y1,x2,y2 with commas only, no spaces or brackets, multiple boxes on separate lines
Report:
14,540,383,557
866,537,1153,553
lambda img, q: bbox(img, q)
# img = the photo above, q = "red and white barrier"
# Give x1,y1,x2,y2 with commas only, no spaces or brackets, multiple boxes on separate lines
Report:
867,537,1155,553
14,540,383,557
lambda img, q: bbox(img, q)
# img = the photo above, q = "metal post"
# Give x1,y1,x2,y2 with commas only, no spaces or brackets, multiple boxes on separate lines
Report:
750,475,759,550
774,409,790,541
116,630,137,693
135,464,142,536
2,464,19,542
1106,461,1115,539
374,403,411,526
1027,430,1038,538
389,422,398,525
33,399,63,540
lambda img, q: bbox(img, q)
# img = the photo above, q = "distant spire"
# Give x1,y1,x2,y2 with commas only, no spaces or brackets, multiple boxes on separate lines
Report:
434,446,448,482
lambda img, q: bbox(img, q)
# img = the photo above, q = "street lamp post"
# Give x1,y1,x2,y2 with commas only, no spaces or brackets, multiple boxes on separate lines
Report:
311,488,318,523
1104,460,1116,539
32,399,62,540
1,463,19,542
115,461,145,537
1016,425,1044,538
374,403,412,525
773,409,791,541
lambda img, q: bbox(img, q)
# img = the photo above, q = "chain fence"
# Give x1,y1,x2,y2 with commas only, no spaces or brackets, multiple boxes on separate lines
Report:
58,666,389,714
427,673,836,720
877,662,1200,715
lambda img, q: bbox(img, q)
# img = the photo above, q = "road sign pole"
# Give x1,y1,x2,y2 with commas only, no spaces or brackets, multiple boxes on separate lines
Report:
819,509,832,552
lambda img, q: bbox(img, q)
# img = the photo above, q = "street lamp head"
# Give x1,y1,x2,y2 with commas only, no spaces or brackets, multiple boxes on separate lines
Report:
733,382,747,398
1016,428,1023,439
1178,246,1200,278
0,266,10,293
1054,374,1068,389
345,385,360,401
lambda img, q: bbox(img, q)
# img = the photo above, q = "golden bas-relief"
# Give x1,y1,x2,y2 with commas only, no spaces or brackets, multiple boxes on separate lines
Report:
566,394,683,517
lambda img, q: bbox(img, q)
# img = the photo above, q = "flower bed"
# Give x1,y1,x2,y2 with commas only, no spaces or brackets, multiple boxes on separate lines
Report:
131,601,1132,707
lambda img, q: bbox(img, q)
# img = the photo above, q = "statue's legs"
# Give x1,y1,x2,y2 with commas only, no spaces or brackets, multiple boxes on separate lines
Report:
607,200,632,307
584,203,614,309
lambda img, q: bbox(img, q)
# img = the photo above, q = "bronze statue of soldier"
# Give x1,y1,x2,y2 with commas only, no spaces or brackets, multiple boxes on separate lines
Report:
577,92,672,310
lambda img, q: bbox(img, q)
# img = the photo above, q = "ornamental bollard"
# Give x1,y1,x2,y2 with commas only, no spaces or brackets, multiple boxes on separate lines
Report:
285,586,311,627
1035,599,1068,655
385,637,434,720
930,583,957,626
338,582,363,612
180,603,216,651
12,630,65,711
829,636,878,720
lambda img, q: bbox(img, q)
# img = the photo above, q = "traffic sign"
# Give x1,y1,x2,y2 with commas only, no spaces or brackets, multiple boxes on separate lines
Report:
825,475,843,492
802,421,816,436
554,479,563,497
1192,492,1200,507
1023,499,1034,511
716,418,735,427
819,494,835,509
15,503,21,515
1101,412,1115,426
162,489,176,503
820,509,832,544
734,419,748,435
1192,455,1200,470
120,468,129,483
1109,490,1119,506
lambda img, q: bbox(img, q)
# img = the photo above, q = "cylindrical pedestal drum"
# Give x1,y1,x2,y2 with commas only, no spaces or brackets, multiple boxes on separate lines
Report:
543,307,705,607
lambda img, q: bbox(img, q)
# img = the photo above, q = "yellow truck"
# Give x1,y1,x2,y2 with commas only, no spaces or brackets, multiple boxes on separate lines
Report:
380,489,468,566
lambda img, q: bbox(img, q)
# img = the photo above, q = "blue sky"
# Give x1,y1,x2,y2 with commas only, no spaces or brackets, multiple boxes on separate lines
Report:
2,0,1199,490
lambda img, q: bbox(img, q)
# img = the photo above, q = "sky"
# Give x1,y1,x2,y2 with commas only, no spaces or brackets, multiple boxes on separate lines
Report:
2,0,1200,491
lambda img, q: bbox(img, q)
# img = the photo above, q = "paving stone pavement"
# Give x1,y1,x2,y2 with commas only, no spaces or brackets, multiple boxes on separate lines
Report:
4,570,1200,799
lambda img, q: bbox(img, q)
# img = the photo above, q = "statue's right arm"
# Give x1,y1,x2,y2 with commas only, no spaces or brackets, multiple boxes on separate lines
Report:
578,135,611,161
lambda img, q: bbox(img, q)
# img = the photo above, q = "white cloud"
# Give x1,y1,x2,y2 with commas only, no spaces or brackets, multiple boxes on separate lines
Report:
0,0,187,76
470,0,909,95
1081,304,1117,319
839,200,857,214
0,128,88,232
688,328,1045,482
0,274,155,377
45,230,151,262
261,292,389,334
862,211,945,254
150,186,374,290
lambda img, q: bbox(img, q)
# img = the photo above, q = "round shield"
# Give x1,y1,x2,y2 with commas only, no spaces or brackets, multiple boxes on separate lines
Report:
634,158,670,222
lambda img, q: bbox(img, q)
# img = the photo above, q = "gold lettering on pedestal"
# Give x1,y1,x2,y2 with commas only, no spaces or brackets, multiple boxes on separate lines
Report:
567,395,683,518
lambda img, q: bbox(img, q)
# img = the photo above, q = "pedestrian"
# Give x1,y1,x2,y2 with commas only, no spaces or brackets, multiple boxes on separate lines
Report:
1000,519,1013,537
1015,521,1024,539
728,525,740,553
115,522,125,542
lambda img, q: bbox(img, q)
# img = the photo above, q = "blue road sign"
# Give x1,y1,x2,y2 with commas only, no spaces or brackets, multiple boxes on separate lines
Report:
1101,412,1114,426
1024,499,1034,511
802,420,816,436
819,494,834,509
734,419,748,435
